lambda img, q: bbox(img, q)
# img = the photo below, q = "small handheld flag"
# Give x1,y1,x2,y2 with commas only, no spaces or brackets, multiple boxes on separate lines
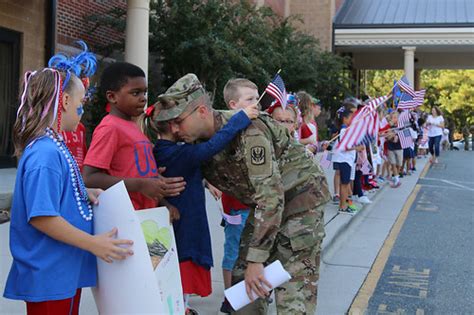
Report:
265,73,288,109
397,75,416,98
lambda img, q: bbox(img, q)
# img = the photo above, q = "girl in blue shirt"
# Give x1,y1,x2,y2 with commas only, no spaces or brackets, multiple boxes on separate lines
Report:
4,43,133,315
142,100,258,313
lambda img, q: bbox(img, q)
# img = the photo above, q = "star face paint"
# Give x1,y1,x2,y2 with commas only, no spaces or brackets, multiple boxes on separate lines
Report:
76,104,84,116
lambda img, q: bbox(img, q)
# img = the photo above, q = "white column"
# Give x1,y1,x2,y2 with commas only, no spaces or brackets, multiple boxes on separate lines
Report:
256,0,265,8
125,0,150,77
402,46,416,87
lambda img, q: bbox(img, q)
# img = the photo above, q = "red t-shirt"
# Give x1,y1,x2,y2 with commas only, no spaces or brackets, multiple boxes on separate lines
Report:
62,123,87,171
84,114,158,210
221,192,248,215
299,121,318,142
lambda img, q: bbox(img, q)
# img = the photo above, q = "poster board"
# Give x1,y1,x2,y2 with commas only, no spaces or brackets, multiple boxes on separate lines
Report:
92,181,184,315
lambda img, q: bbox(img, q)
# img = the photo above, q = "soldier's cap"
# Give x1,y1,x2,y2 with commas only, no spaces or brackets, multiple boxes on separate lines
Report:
155,73,206,122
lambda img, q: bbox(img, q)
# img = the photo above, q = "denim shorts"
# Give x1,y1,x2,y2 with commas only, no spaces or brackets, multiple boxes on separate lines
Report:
222,209,250,271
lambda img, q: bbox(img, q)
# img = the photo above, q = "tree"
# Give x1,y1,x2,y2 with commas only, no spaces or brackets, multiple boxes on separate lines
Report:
149,0,351,110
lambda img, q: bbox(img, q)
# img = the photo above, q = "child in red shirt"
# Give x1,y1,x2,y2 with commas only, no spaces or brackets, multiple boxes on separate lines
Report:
62,122,87,171
297,91,323,154
83,62,186,210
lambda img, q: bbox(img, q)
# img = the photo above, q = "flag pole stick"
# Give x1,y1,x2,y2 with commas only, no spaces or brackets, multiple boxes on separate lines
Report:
255,69,282,107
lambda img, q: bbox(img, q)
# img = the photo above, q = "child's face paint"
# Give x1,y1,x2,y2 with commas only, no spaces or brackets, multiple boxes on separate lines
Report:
76,104,84,116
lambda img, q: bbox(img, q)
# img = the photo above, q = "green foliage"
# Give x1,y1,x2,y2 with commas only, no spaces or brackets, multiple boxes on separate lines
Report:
362,69,474,131
149,0,351,109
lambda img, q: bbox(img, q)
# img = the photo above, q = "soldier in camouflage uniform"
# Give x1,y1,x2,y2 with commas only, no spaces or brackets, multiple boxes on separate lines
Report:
155,74,331,315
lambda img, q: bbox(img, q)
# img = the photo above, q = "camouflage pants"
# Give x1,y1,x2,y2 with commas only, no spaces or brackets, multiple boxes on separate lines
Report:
231,204,324,315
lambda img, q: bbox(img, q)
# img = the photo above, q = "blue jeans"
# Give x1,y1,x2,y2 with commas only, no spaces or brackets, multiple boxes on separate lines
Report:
222,209,249,270
429,135,442,157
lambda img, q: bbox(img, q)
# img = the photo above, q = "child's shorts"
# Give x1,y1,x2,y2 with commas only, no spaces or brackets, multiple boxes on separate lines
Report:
403,148,415,159
222,209,250,271
388,149,403,166
334,162,352,184
333,162,340,170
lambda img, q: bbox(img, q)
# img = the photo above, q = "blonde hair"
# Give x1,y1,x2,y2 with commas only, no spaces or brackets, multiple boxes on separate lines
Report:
223,78,258,107
296,91,313,118
13,69,78,158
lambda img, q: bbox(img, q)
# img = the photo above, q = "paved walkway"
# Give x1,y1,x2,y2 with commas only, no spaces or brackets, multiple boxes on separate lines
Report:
0,155,429,314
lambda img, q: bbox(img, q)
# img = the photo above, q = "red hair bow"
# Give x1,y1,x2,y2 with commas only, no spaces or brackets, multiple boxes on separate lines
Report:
145,105,155,117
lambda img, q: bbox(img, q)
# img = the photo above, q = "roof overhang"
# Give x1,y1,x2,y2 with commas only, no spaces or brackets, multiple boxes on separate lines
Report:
335,27,474,47
334,27,474,69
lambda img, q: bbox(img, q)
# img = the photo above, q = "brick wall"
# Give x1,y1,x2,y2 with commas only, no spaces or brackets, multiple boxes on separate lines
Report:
57,0,126,49
258,0,342,51
289,0,334,51
0,0,48,73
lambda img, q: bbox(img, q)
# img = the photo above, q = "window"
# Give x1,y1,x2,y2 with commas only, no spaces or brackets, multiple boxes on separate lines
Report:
0,27,20,167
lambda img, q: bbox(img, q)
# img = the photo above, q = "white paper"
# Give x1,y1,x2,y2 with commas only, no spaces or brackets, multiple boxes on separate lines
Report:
224,260,292,311
217,198,242,225
92,181,184,315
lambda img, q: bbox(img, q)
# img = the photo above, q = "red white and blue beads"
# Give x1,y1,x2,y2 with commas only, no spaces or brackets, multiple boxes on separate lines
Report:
46,128,93,221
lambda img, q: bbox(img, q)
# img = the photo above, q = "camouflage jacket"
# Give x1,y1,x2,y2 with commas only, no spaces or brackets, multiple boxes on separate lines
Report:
202,111,330,263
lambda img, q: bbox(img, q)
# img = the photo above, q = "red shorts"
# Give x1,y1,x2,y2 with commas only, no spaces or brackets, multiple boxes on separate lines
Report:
26,289,81,315
179,261,212,297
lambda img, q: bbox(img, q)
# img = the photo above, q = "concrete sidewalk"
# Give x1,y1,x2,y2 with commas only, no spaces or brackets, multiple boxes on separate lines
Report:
0,156,428,314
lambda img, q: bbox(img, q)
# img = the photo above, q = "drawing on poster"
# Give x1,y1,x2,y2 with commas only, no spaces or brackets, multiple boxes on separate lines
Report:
141,220,172,270
136,208,184,315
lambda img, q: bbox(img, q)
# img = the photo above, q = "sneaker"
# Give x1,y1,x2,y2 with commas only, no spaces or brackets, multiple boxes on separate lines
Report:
332,195,340,203
186,308,199,315
411,167,417,171
348,203,360,212
338,207,356,215
378,176,385,182
390,181,402,188
358,196,372,204
220,299,233,314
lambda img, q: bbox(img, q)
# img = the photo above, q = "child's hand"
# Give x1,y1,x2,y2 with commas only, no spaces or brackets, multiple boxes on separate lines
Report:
166,205,180,223
355,145,365,151
206,182,222,200
91,227,134,263
141,176,186,201
87,188,103,205
242,104,259,120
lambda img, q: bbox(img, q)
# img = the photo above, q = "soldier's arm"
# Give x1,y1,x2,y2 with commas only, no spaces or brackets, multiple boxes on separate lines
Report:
243,129,285,263
174,110,252,168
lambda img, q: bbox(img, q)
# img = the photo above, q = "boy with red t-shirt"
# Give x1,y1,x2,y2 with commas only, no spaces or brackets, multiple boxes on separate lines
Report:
83,62,186,210
62,122,87,171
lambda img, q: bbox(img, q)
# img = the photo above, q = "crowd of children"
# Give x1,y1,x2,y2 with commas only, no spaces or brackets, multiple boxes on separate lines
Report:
4,42,442,315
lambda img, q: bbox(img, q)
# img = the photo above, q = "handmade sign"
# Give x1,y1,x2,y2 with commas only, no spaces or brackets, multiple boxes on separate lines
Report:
92,181,184,315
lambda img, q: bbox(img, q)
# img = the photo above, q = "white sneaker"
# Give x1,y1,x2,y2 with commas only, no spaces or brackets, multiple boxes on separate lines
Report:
358,196,372,204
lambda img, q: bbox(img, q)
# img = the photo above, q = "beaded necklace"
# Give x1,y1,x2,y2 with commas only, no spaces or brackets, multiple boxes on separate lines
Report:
45,128,93,221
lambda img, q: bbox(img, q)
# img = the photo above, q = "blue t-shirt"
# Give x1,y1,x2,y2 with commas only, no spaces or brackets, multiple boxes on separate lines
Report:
3,136,97,302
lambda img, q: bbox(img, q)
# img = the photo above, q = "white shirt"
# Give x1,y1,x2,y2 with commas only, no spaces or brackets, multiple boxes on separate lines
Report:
426,115,444,137
332,127,356,165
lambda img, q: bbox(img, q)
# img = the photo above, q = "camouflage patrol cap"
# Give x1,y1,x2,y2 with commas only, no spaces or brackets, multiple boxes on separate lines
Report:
155,73,206,121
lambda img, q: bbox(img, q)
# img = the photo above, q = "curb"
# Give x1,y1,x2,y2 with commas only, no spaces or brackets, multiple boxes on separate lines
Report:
321,183,388,257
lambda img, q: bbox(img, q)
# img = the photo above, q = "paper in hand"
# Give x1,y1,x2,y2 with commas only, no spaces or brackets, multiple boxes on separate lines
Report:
224,260,291,311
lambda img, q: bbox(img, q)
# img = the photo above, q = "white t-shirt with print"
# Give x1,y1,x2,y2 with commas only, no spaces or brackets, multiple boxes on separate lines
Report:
426,115,444,137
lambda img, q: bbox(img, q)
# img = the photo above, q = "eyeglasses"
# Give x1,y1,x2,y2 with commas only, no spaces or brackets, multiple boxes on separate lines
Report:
276,119,295,125
174,106,199,125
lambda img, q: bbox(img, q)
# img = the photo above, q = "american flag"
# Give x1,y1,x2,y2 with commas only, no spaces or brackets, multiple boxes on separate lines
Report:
319,150,332,169
398,89,425,110
397,110,414,149
336,95,389,152
397,75,416,97
265,73,287,109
